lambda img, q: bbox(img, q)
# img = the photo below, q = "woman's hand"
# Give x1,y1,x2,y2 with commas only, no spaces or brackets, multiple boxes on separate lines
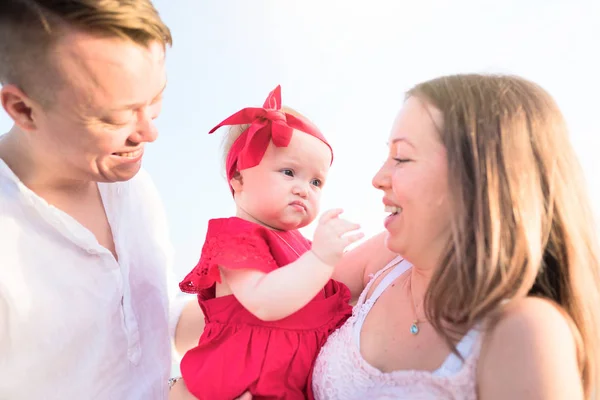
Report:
168,379,252,400
168,378,197,400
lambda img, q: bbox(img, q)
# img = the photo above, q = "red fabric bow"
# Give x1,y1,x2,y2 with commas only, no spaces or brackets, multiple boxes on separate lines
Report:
208,85,333,193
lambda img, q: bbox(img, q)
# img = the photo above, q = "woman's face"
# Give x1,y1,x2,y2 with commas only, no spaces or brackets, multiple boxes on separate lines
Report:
372,96,452,268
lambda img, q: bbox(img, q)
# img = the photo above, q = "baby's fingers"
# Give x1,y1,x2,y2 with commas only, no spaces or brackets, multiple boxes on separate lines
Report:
343,232,365,247
330,218,361,236
318,208,344,224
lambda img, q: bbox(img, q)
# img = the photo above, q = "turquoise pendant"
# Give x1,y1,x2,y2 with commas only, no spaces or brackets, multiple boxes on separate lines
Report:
410,322,419,335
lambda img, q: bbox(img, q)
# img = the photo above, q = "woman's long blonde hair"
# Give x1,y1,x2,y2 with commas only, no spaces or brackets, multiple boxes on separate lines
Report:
408,74,600,396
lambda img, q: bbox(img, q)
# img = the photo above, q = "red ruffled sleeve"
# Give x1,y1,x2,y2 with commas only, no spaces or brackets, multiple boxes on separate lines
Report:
179,218,279,294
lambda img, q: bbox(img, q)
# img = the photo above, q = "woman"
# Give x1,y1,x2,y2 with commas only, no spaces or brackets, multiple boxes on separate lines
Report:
310,74,600,399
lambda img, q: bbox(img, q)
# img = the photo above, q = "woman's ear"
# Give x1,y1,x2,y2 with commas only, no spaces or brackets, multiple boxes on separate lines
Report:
230,171,243,194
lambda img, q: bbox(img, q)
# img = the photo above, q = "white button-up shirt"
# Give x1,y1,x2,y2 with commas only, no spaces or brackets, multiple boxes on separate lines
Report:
0,159,184,400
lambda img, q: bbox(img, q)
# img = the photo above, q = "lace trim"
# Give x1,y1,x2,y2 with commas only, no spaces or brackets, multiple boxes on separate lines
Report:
179,233,278,294
312,256,480,399
312,315,480,399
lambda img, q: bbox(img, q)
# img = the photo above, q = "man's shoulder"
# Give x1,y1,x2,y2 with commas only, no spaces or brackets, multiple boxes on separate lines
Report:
0,176,30,272
0,168,26,223
0,201,20,232
0,165,19,200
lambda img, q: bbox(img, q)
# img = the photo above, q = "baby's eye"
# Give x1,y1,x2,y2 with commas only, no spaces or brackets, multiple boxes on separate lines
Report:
311,179,322,187
281,169,294,177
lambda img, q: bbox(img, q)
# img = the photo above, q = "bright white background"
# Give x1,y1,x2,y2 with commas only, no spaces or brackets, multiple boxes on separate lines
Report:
2,0,598,279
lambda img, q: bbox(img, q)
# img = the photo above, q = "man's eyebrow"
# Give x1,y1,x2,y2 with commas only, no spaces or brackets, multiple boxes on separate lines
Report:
111,81,167,111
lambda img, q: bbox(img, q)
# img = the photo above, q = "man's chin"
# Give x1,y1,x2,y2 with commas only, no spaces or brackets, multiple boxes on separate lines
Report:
99,163,142,183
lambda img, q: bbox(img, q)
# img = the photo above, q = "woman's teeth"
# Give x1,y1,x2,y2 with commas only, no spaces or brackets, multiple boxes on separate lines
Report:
384,205,402,215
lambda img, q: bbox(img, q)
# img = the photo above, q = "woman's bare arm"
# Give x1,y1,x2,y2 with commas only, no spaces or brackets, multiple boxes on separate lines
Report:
478,297,584,400
174,299,206,357
332,231,398,303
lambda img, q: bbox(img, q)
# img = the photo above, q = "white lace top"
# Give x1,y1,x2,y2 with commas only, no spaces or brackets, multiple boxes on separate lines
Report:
312,257,481,399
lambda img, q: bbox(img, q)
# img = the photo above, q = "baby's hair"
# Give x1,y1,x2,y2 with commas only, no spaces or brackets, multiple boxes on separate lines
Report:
220,105,310,179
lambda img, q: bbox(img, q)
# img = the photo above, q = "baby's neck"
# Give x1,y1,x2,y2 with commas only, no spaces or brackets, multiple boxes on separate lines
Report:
235,207,284,231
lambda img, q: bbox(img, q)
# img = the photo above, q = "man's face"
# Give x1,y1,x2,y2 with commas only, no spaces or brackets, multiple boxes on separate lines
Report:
31,31,167,183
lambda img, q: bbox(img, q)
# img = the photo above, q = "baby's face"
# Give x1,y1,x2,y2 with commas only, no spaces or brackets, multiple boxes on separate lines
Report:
234,131,332,231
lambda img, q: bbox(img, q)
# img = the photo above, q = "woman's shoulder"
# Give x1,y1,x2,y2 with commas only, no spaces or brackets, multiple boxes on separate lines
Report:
477,297,582,398
332,231,399,303
483,296,575,347
360,232,400,284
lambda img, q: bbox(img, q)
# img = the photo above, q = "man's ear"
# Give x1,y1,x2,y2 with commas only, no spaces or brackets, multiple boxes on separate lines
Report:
230,171,243,194
0,84,38,132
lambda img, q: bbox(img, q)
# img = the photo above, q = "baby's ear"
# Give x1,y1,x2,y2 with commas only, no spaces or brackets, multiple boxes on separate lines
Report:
230,171,243,193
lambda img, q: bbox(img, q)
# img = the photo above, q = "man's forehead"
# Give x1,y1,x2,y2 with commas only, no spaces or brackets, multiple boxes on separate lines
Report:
51,31,166,108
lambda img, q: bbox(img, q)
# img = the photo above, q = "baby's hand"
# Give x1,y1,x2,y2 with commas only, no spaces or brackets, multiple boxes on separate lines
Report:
311,209,364,266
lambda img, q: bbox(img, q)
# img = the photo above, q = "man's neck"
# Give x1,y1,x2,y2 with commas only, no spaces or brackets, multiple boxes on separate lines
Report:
0,126,94,194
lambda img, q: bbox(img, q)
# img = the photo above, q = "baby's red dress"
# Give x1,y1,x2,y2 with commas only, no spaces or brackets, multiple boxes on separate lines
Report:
179,217,352,400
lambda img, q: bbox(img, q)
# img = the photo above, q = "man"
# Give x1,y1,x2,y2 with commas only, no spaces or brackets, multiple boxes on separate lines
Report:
0,1,197,398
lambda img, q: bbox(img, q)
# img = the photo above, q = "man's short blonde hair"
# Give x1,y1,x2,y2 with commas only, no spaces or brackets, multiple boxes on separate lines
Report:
0,0,172,104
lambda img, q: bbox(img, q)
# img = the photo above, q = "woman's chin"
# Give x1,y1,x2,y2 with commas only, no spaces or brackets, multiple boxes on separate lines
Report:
383,232,404,254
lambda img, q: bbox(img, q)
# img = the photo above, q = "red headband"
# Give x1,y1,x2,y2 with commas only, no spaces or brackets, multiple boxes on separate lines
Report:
208,85,333,193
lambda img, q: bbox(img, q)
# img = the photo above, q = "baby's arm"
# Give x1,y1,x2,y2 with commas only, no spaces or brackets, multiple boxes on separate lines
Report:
221,251,332,321
221,209,362,321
